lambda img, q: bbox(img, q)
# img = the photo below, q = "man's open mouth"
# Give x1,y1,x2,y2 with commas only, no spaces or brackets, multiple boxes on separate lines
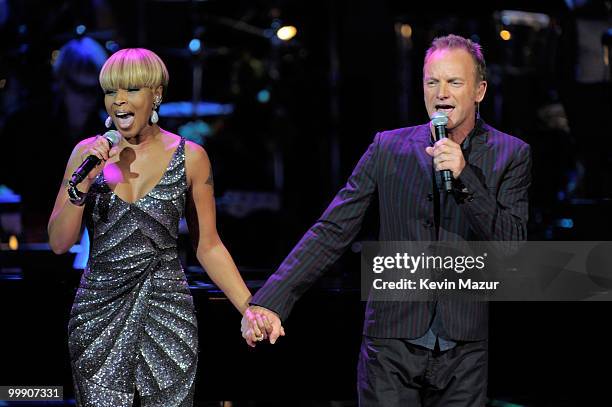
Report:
435,104,454,115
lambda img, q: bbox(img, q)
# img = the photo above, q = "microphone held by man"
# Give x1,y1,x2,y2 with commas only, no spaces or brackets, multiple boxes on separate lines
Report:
431,112,454,193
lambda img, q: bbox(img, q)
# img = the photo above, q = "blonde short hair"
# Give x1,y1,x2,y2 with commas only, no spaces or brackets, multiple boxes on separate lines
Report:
425,34,486,82
99,48,169,92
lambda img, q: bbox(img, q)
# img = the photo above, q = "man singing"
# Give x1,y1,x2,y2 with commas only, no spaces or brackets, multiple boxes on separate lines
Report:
243,34,531,406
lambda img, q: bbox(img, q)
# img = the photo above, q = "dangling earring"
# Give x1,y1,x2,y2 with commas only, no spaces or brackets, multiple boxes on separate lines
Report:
150,110,159,124
105,115,113,128
150,96,161,124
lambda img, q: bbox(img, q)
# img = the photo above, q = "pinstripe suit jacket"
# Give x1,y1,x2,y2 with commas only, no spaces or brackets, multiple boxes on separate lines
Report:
252,120,531,340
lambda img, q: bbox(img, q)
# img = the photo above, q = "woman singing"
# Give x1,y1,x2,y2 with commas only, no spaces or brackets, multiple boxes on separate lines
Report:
48,48,263,406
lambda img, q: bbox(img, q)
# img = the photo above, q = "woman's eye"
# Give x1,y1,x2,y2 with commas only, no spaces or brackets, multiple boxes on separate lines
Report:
128,88,140,92
104,90,116,95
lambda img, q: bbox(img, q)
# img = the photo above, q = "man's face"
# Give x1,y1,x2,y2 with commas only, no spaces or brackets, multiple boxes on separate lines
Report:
423,48,487,136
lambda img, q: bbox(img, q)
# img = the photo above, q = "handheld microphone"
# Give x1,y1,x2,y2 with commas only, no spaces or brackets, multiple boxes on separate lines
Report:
431,112,453,193
69,130,122,187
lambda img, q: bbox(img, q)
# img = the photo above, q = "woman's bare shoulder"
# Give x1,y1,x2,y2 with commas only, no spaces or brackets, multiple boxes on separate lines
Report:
159,130,182,151
183,139,209,163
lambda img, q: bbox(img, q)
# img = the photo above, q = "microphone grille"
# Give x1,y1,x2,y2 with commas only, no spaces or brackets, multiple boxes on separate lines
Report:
431,112,448,126
103,130,122,147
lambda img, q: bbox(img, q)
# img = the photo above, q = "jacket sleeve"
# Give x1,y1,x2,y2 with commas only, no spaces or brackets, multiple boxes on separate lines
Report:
455,142,531,241
251,133,381,320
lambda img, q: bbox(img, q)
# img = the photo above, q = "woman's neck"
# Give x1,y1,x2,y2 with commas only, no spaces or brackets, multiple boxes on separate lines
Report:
121,125,161,150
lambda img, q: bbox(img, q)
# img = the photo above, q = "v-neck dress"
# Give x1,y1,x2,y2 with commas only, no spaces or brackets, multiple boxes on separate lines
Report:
68,137,198,406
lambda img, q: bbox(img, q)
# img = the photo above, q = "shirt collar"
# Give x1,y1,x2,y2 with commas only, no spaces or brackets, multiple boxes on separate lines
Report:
461,116,485,151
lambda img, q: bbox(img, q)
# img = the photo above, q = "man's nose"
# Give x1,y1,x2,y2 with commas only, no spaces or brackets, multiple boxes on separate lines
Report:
436,82,449,99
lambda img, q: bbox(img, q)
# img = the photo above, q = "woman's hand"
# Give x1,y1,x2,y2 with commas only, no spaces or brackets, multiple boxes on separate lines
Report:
241,306,285,347
80,135,120,182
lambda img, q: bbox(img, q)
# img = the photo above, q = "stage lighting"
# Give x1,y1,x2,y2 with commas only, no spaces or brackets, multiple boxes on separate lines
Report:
105,41,119,52
8,235,18,251
189,38,202,54
556,218,574,229
400,24,412,39
276,25,297,41
257,89,271,103
500,30,512,41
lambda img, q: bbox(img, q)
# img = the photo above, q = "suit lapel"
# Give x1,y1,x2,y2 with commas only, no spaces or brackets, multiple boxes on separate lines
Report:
413,125,434,180
465,123,492,165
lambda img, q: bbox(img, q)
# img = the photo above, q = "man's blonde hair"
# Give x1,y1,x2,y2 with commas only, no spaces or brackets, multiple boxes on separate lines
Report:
425,34,486,82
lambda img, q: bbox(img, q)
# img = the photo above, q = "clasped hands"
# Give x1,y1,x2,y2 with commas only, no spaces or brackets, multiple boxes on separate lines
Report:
238,140,464,348
241,305,286,347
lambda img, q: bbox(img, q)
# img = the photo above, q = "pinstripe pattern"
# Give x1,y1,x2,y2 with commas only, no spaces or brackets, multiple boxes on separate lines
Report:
252,121,531,340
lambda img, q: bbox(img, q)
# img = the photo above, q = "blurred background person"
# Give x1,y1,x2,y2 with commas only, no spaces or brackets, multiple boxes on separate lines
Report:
0,36,108,241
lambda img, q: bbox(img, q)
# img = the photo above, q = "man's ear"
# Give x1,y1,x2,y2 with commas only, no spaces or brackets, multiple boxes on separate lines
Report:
475,80,487,103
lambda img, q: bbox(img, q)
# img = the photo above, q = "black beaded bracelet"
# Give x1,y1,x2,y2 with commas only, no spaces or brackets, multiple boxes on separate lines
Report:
67,184,87,206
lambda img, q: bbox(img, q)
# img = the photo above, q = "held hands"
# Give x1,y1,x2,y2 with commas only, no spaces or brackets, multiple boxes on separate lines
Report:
425,138,465,179
241,306,285,347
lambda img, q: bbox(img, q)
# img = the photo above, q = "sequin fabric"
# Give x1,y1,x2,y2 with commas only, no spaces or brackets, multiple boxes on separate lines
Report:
68,138,197,406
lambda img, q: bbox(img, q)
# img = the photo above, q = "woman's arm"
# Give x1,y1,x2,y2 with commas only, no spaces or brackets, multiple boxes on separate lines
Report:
184,141,252,315
48,136,115,254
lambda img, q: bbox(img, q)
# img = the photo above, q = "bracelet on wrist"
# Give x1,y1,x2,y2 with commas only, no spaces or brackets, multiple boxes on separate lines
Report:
67,183,87,206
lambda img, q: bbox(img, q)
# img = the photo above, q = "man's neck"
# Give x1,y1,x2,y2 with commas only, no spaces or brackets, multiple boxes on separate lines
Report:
449,114,482,145
447,120,475,145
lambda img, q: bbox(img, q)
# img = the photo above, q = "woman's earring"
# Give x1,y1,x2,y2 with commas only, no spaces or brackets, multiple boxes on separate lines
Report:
150,97,161,124
105,116,113,128
150,109,159,124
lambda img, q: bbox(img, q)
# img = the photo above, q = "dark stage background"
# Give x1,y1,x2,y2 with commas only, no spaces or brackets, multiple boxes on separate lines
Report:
1,0,612,406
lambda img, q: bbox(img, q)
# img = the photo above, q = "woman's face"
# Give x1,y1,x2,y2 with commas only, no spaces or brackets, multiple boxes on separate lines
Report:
104,85,162,139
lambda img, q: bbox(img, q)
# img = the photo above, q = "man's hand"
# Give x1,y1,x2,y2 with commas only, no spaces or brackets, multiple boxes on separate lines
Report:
241,305,285,347
425,138,466,179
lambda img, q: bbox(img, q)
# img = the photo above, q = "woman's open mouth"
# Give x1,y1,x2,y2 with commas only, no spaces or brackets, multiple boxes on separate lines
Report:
115,111,135,129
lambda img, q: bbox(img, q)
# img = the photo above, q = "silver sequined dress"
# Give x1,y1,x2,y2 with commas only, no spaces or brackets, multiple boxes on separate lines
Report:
68,138,198,406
